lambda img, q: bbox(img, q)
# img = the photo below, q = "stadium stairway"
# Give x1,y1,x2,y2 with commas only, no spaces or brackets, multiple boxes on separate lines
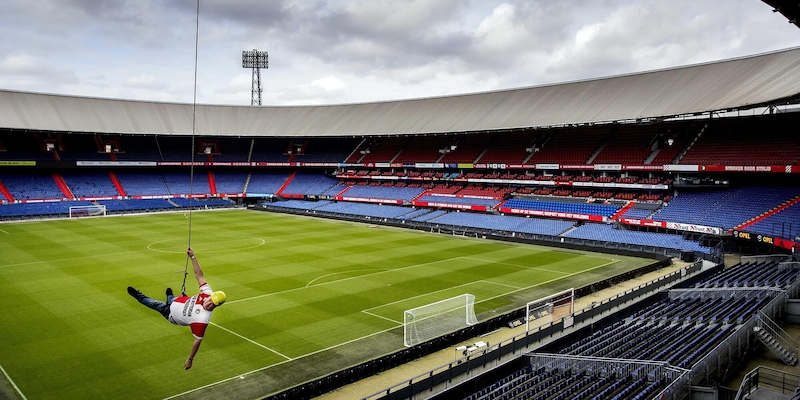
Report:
0,181,15,202
610,201,636,220
53,173,74,198
207,171,217,196
558,224,581,236
734,194,800,231
275,171,296,197
108,171,127,197
754,326,798,366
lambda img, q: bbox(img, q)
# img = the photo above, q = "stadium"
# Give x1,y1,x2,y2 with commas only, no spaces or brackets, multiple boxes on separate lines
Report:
3,2,800,400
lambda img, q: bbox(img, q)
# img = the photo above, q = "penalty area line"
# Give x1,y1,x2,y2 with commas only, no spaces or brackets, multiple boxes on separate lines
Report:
210,322,292,361
360,280,519,324
0,363,28,400
361,310,404,325
163,324,402,400
229,256,475,305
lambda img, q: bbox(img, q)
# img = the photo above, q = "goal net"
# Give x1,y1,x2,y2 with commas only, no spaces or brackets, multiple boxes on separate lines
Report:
69,204,107,218
525,288,574,331
404,293,478,347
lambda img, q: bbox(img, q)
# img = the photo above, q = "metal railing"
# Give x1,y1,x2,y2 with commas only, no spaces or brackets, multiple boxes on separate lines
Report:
735,366,800,400
755,310,799,363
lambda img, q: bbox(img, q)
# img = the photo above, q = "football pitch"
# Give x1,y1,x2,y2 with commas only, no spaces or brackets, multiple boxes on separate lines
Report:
0,208,654,399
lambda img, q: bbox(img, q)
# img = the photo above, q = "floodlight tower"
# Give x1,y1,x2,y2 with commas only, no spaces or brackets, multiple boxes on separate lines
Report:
242,49,268,105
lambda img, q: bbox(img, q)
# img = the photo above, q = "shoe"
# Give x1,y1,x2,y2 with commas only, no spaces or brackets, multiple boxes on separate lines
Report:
166,287,173,297
128,286,144,301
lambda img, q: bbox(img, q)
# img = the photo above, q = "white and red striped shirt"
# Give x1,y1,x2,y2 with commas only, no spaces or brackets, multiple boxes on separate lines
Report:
168,283,214,339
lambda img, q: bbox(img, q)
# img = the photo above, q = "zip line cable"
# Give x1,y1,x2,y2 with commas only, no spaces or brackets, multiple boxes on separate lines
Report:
181,0,201,296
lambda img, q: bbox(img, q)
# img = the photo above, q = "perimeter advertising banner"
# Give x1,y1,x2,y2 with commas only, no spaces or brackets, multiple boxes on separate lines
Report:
733,230,798,250
618,218,667,228
498,207,603,222
412,201,487,211
67,161,798,174
701,165,792,173
665,222,724,235
618,219,726,235
77,161,157,166
335,196,403,205
0,161,36,166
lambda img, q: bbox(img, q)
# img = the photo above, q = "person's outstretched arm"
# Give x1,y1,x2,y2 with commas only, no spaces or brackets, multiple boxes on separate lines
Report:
184,338,202,370
187,248,206,286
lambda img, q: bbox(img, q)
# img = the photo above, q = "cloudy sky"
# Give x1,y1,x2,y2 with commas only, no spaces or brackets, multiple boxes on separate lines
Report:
0,0,798,106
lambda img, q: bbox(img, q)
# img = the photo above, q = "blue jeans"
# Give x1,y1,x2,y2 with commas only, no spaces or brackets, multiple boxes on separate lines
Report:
136,292,175,320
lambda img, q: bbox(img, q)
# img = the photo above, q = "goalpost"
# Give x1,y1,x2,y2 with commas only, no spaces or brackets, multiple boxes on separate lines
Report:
404,293,478,347
69,204,107,218
525,288,574,331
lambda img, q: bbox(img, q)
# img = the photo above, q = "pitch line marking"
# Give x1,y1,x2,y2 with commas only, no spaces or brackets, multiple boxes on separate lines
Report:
478,259,621,304
463,256,588,275
361,310,403,325
165,259,621,399
210,322,292,361
360,280,520,324
228,256,475,305
465,257,569,275
362,280,484,311
305,268,386,287
163,324,403,400
486,280,523,289
364,260,619,323
0,363,28,400
0,228,9,234
147,237,266,254
0,249,146,269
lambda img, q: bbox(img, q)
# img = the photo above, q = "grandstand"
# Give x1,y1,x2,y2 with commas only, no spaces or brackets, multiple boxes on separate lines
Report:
3,23,800,400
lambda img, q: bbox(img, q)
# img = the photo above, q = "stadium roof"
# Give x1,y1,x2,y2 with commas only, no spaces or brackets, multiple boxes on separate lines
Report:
2,47,800,138
762,0,800,29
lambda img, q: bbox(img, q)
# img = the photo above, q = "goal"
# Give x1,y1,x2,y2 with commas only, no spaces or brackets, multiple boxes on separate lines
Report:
525,288,574,331
69,204,107,218
404,293,478,347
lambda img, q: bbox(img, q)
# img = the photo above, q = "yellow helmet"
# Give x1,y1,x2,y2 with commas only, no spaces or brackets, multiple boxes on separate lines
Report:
210,291,227,306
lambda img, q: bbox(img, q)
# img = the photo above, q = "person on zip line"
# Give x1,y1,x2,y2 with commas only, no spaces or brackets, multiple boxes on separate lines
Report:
127,247,226,370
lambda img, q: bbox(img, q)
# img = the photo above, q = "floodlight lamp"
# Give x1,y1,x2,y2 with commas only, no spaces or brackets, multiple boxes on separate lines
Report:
242,49,269,105
242,49,268,69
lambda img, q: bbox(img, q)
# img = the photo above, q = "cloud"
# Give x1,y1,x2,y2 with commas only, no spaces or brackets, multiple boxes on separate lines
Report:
310,76,346,91
0,52,80,93
0,52,39,72
474,4,526,53
0,0,799,105
274,75,348,105
125,74,163,89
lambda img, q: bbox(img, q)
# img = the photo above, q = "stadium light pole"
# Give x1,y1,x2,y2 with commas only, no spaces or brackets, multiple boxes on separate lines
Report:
242,49,268,106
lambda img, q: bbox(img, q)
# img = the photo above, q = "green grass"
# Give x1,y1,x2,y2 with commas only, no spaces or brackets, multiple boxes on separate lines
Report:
0,209,654,399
